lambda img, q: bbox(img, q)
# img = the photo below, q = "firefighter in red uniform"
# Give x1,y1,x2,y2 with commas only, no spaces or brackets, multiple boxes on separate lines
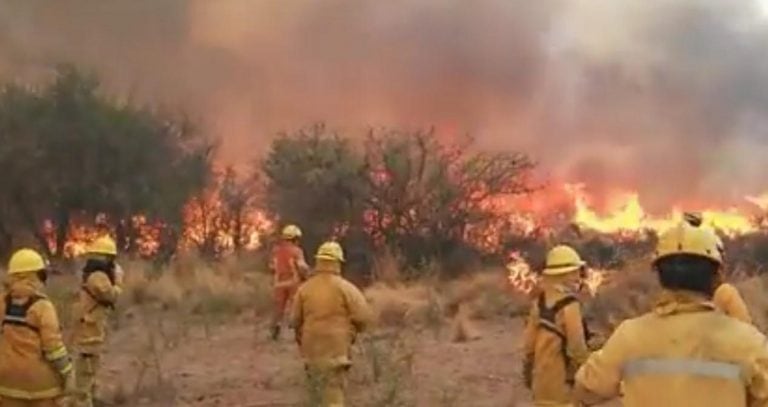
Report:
269,225,309,340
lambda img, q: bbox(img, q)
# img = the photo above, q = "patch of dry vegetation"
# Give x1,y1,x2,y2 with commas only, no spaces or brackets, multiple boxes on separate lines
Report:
364,268,528,344
38,251,768,406
736,274,768,331
586,259,659,335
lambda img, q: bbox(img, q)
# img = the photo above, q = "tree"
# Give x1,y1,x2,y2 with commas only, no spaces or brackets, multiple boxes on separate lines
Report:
363,128,536,276
180,166,263,259
261,124,371,257
0,65,214,259
261,125,536,278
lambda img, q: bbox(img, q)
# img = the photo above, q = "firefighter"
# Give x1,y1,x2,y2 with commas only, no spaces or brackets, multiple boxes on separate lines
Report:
573,223,768,406
72,236,121,407
713,282,751,324
290,241,373,407
0,248,75,406
269,224,309,340
522,245,591,407
683,211,752,323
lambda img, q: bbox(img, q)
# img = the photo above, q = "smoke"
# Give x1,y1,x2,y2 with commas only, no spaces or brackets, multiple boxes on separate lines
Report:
1,0,767,209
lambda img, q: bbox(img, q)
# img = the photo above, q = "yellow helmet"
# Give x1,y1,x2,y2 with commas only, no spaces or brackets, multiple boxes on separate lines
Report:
8,249,47,275
281,224,302,240
654,223,723,265
542,245,585,276
87,236,117,256
315,241,345,263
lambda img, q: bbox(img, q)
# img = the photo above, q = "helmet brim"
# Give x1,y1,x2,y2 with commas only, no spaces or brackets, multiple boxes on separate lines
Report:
542,262,585,276
315,254,344,263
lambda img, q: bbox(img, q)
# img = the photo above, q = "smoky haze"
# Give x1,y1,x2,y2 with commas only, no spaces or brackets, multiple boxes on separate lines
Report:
1,0,767,211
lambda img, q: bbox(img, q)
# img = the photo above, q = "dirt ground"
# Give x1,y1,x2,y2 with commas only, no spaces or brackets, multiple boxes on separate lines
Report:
97,314,533,407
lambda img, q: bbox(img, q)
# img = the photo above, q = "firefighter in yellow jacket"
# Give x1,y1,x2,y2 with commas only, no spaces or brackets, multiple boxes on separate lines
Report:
683,212,752,324
523,245,591,407
71,237,122,407
290,241,373,407
0,248,75,407
573,223,768,406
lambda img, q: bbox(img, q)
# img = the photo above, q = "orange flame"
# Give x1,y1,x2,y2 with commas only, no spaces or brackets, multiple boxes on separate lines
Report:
505,251,538,294
567,183,760,236
505,251,606,296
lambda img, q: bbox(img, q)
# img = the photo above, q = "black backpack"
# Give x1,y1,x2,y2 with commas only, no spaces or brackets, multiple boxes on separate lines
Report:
2,294,43,333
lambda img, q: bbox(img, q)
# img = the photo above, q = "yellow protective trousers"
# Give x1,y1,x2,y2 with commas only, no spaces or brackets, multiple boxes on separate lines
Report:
73,353,101,407
306,365,347,407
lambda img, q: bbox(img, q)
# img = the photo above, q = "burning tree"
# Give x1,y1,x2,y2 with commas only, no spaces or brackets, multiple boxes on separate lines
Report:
183,167,268,258
261,124,372,265
261,125,536,278
363,128,536,276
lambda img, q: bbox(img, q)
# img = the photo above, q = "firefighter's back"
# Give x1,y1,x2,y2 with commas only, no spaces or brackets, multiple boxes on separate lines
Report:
272,241,301,286
612,309,765,407
530,289,580,405
0,288,63,400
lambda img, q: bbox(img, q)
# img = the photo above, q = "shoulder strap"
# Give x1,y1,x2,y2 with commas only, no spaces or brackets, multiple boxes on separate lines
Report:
538,294,578,323
535,294,582,385
23,295,43,311
2,295,43,333
550,295,578,315
536,294,580,350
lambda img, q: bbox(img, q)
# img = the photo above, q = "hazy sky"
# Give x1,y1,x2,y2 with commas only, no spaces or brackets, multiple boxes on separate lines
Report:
1,0,767,209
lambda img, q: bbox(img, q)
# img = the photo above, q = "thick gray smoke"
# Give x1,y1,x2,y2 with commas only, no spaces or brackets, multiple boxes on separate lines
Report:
1,0,767,209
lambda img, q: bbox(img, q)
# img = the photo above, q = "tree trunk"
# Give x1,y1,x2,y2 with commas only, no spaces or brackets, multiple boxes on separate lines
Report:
54,209,69,259
0,222,13,259
116,218,130,254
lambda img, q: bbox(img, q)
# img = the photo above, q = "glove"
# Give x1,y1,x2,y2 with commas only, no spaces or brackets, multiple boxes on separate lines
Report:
523,354,533,389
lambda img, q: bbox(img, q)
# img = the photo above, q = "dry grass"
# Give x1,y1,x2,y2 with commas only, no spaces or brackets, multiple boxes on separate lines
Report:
364,268,528,346
40,251,768,406
117,254,272,319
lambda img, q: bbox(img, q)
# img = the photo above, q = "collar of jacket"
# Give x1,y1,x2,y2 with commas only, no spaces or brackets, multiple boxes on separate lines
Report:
653,289,715,316
4,273,46,300
314,260,341,275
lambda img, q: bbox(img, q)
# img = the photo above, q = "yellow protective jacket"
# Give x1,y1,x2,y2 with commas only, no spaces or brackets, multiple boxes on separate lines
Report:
713,283,752,324
523,284,590,405
72,270,120,354
290,262,373,368
0,275,71,400
574,290,768,407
